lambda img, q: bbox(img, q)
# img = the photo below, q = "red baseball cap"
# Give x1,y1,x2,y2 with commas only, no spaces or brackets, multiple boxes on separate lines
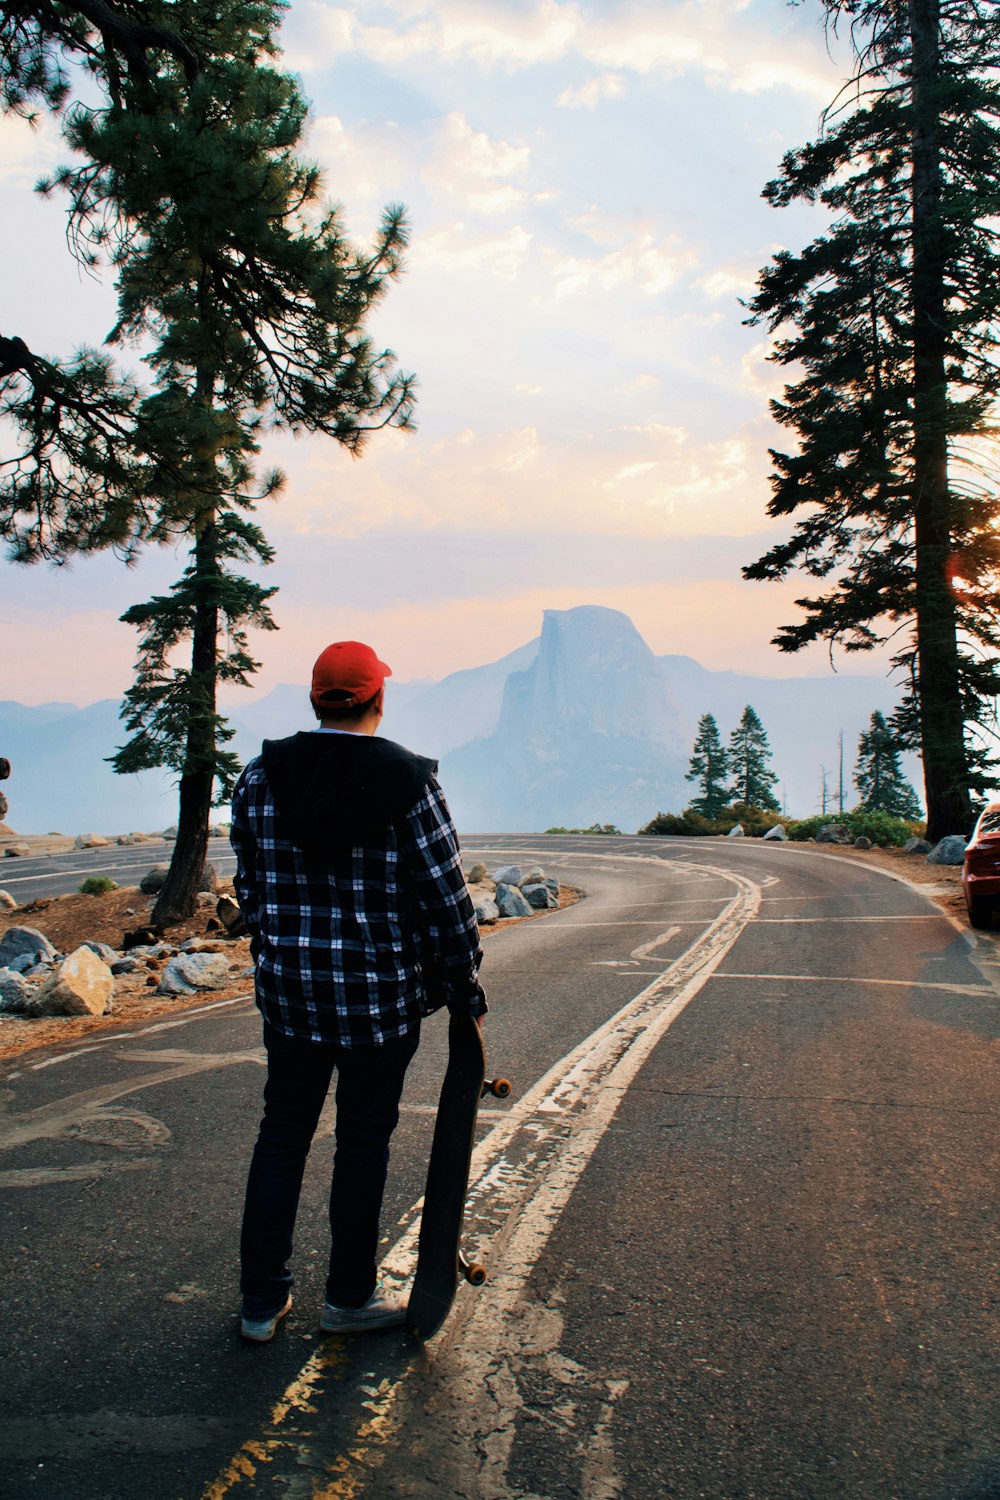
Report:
310,641,392,709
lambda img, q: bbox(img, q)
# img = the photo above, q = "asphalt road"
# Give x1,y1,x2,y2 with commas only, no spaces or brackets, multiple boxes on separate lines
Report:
1,835,998,1500
0,838,238,903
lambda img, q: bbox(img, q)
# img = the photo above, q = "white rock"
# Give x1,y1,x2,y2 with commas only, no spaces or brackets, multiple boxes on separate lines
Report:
3,843,31,858
492,865,522,887
74,833,111,849
727,825,745,839
473,895,499,924
0,889,17,909
762,825,788,842
28,946,113,1017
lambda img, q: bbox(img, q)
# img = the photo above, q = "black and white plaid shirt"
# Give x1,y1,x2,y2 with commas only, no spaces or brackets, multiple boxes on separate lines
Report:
231,760,486,1048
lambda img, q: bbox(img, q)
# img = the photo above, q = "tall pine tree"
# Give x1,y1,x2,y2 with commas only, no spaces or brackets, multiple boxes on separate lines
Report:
744,0,1000,841
42,0,414,922
727,706,780,811
854,711,923,819
685,713,730,818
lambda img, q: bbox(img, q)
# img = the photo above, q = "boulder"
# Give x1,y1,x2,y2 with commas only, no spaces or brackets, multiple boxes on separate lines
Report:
3,843,31,857
519,867,546,886
927,835,968,866
492,865,522,887
816,824,851,844
473,895,499,925
0,969,31,1013
0,926,57,969
0,889,16,909
521,882,557,910
467,862,487,884
495,882,532,918
762,825,788,842
727,824,745,839
157,952,231,995
905,837,933,855
83,940,120,965
74,833,110,850
139,865,171,894
216,894,247,936
199,862,219,894
28,946,113,1017
854,836,872,850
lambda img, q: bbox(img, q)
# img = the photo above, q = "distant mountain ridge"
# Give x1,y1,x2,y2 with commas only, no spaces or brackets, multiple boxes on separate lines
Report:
0,605,916,835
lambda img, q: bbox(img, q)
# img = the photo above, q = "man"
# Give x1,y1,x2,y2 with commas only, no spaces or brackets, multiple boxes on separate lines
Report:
230,640,486,1341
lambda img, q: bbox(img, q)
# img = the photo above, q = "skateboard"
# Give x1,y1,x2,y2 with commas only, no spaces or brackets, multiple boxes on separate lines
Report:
406,1013,511,1340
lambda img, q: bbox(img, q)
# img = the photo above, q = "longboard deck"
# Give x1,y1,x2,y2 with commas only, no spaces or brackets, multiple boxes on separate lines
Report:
406,1014,486,1339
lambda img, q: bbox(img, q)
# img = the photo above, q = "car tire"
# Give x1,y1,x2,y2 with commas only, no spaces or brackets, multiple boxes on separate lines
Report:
967,896,993,929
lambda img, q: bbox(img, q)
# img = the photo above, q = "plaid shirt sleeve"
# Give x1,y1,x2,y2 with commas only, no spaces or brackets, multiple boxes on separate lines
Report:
400,776,488,1019
230,767,263,960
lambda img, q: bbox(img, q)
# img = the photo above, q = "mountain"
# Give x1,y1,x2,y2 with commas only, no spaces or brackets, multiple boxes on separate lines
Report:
0,605,917,835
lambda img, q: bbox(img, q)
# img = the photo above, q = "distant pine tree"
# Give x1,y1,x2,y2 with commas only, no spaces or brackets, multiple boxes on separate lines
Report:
685,713,729,818
727,706,780,811
854,711,922,820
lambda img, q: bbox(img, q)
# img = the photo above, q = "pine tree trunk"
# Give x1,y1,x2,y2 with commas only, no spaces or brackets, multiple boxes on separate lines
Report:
151,517,219,925
908,0,973,842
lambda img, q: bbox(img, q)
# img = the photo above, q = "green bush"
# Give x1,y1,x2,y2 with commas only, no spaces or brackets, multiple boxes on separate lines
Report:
785,808,925,846
78,876,120,895
638,804,787,837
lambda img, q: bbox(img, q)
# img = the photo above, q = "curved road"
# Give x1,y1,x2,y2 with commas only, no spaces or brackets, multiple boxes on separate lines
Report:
1,835,998,1500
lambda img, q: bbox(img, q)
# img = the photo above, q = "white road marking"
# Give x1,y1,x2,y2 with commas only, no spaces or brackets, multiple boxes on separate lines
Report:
715,971,992,995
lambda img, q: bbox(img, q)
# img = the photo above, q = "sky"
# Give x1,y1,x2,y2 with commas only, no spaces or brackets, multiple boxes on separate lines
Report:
1,0,878,707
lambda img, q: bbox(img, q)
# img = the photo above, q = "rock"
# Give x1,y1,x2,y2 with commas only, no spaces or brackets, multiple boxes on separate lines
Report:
492,865,522,887
727,824,745,838
905,837,932,854
83,940,120,965
110,957,145,976
162,826,178,840
216,894,247,936
3,843,31,857
74,833,111,849
467,862,487,884
521,882,557,910
0,792,6,821
122,925,165,950
157,952,231,995
927,835,968,865
139,865,171,894
473,895,499,924
28,946,113,1017
6,952,39,975
0,889,16,909
762,825,787,842
199,862,219,894
816,824,852,844
0,969,32,1012
854,836,872,850
495,882,532,918
519,867,546,886
0,926,57,969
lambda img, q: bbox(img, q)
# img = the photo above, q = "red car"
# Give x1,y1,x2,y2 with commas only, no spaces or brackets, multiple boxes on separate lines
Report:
963,802,1000,928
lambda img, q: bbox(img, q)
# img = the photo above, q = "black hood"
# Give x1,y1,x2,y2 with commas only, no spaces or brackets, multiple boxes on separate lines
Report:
260,732,437,853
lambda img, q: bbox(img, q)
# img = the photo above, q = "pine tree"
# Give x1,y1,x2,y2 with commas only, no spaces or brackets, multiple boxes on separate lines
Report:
44,0,414,922
854,711,923,819
685,713,730,818
727,706,780,811
1,3,198,560
743,0,1000,842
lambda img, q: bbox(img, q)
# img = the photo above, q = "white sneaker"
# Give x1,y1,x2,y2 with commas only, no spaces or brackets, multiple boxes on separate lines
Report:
240,1293,292,1343
319,1285,406,1333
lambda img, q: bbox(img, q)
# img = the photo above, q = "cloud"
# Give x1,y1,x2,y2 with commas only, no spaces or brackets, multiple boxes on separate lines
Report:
549,228,698,298
0,112,63,185
411,221,533,277
285,0,841,99
421,111,533,215
557,72,624,108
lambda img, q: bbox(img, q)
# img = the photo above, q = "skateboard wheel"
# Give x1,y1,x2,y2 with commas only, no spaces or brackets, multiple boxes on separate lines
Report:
464,1261,487,1286
486,1077,512,1099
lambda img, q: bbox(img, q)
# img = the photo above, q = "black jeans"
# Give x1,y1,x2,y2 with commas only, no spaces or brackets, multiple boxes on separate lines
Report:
240,1021,420,1317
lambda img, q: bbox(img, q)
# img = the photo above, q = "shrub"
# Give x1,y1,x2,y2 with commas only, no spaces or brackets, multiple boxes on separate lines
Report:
79,876,120,895
638,804,788,837
545,823,623,835
785,808,925,846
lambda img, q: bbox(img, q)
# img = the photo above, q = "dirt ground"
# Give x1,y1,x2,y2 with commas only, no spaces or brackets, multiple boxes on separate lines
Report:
0,842,974,1064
